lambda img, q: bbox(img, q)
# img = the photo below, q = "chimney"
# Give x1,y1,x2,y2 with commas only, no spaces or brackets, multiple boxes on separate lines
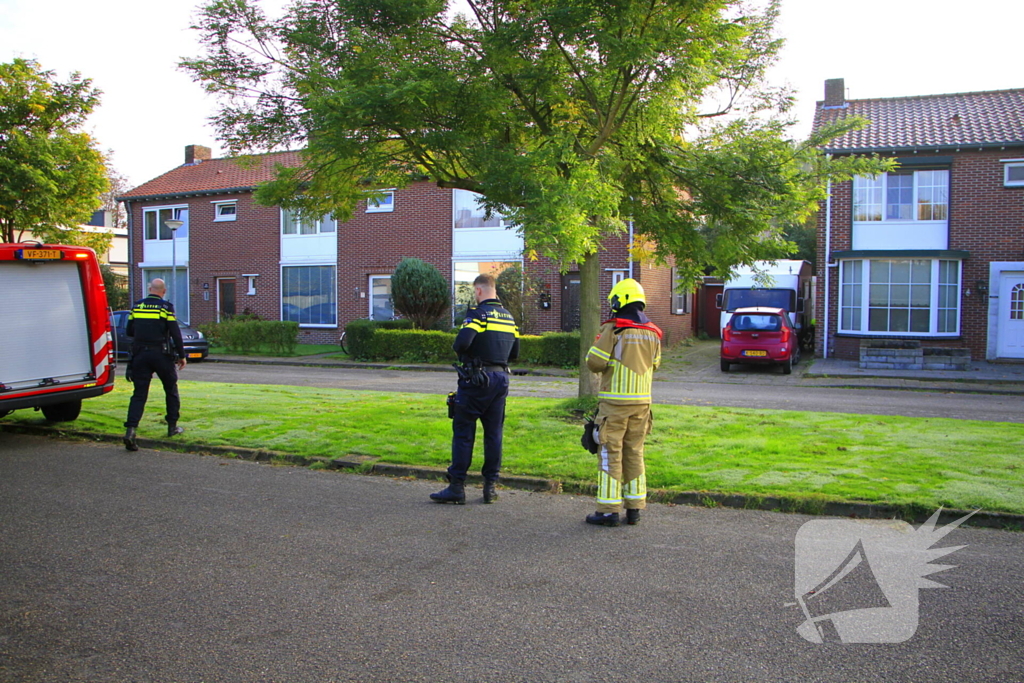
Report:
185,145,212,165
823,79,846,108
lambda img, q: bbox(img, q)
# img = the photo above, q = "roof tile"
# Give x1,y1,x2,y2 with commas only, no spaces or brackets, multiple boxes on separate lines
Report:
120,151,303,199
812,88,1024,152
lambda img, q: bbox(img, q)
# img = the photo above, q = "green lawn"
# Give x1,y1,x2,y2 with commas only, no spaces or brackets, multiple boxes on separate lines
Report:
8,378,1024,514
209,343,342,357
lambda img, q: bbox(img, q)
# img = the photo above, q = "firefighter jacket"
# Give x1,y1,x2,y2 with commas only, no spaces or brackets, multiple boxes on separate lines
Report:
453,298,520,366
126,295,186,359
586,308,662,404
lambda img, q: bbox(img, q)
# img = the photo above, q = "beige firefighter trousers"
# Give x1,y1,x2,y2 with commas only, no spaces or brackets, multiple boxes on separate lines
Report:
594,402,652,513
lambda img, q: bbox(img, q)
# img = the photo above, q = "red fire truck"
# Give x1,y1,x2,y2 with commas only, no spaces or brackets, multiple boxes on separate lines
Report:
0,243,116,422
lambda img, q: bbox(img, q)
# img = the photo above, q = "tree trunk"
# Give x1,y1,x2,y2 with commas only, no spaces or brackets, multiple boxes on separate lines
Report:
577,250,601,398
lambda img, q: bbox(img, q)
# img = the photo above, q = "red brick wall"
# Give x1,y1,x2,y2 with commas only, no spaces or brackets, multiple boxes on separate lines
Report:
817,148,1024,360
126,180,693,346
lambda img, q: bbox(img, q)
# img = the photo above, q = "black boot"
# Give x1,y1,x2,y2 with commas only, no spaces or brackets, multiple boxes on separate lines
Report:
585,511,620,527
123,427,138,452
626,509,641,525
430,478,465,505
167,424,184,437
483,480,499,504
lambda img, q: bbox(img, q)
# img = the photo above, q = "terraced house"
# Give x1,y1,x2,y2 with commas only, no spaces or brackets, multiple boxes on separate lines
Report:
119,146,693,345
812,80,1024,364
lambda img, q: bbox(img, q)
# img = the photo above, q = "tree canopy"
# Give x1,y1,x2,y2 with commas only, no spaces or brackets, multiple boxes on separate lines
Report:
184,0,889,393
0,58,110,252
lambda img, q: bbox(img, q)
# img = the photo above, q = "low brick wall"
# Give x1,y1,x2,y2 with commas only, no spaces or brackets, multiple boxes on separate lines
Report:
859,341,970,371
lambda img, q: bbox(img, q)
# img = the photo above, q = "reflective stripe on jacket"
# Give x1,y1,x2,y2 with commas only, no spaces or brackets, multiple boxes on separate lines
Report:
586,319,661,404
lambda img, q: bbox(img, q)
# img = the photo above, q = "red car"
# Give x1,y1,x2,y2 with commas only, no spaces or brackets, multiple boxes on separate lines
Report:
720,306,800,374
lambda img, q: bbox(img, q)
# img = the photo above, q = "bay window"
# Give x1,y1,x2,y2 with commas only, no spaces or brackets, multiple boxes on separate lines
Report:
838,259,960,335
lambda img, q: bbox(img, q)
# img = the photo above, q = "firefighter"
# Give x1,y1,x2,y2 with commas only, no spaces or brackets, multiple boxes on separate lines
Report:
431,273,520,505
122,278,187,451
584,278,662,526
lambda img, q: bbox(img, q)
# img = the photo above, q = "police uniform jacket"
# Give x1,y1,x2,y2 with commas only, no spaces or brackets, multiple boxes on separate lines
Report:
453,298,520,366
126,295,186,359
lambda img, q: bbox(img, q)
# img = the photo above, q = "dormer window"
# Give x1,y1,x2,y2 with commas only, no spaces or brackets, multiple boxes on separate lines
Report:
1003,160,1024,187
213,200,237,221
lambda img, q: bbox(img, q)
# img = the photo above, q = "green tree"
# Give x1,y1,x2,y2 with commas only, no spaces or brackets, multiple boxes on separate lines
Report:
0,59,110,251
496,263,542,335
184,0,889,395
100,263,130,311
390,257,451,330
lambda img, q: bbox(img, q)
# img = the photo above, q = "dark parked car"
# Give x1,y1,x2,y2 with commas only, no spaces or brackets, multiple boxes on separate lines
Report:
720,306,799,374
111,310,209,361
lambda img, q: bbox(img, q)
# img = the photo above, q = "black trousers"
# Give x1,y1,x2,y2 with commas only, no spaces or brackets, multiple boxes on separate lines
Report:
449,371,509,483
124,349,180,428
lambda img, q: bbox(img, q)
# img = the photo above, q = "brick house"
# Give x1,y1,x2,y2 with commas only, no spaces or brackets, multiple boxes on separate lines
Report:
119,145,693,345
812,80,1024,362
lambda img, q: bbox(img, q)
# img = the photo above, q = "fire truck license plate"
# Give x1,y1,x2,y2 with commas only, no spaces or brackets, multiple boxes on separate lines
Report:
743,350,767,357
17,249,63,260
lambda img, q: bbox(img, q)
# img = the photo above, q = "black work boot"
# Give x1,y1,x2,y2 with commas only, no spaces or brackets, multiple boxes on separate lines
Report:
585,511,620,527
430,479,465,505
483,480,499,504
167,424,184,437
123,427,138,452
626,509,641,525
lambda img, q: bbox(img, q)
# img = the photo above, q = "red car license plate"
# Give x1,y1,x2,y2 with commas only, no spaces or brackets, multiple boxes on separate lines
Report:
743,350,767,357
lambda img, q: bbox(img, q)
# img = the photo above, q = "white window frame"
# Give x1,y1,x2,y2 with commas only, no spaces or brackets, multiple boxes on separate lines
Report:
852,170,949,223
280,264,337,328
366,190,395,213
671,267,691,315
608,269,627,286
143,205,188,241
213,200,237,221
837,258,961,336
1002,159,1024,187
369,275,394,320
280,209,336,235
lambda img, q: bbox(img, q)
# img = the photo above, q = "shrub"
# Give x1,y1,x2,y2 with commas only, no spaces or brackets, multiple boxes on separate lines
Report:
518,332,580,367
391,257,450,330
198,319,299,354
344,318,414,360
371,329,458,363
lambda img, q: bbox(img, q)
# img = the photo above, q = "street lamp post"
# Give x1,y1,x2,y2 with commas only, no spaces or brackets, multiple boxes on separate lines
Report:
164,219,184,306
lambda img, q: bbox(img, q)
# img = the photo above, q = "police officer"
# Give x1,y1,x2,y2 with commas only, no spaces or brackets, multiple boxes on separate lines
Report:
584,278,662,526
122,278,187,451
431,273,519,504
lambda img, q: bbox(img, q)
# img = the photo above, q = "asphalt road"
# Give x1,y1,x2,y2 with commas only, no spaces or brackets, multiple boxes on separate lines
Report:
2,433,1022,683
183,362,1024,423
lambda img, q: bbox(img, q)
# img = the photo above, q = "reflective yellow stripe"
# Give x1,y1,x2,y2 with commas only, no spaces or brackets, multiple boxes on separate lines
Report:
623,474,647,500
588,346,611,361
464,321,485,332
597,470,622,505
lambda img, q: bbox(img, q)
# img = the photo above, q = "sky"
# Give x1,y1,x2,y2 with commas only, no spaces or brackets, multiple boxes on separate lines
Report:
2,0,1021,189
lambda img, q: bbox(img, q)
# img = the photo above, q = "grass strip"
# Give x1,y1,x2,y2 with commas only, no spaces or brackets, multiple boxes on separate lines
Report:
209,343,342,357
9,378,1024,514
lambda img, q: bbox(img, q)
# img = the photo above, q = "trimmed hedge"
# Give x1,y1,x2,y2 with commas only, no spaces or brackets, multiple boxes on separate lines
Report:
198,319,299,355
518,332,580,368
345,319,580,367
344,318,415,360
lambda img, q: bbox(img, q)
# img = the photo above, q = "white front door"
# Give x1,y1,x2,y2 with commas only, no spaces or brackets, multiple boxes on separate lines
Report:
996,272,1024,358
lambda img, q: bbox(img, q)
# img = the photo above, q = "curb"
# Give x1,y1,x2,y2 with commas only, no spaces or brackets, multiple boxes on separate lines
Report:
5,423,1020,530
